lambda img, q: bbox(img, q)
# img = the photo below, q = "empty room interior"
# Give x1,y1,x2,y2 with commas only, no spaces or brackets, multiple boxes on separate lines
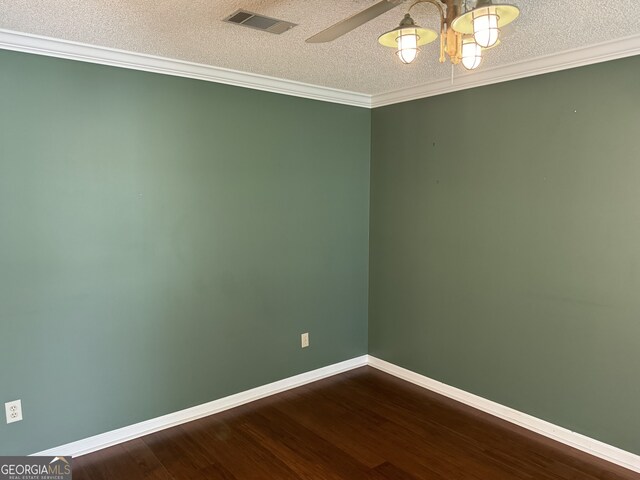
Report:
1,0,639,478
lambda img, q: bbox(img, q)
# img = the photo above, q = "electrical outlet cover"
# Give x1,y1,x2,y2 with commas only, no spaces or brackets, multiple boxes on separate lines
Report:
5,400,23,424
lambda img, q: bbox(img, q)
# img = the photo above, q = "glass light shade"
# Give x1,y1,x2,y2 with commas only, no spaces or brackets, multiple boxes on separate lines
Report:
451,2,519,37
473,8,500,48
397,30,419,64
378,14,438,64
461,37,482,70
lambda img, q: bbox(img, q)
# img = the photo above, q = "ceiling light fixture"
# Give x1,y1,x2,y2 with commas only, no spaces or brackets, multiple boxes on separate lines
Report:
378,13,438,64
377,0,519,70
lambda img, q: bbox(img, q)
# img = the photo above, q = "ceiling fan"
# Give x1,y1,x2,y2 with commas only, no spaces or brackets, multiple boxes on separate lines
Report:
306,0,519,70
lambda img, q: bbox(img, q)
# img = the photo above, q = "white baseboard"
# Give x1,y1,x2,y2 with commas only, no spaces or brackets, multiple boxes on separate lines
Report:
367,355,640,473
32,355,368,458
32,353,640,473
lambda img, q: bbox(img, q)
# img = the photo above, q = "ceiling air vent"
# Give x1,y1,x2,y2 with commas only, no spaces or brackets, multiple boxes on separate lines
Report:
224,9,297,34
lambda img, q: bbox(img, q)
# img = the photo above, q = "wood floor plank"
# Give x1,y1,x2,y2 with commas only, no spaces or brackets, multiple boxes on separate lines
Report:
268,385,390,468
239,406,374,480
120,438,176,480
367,462,421,480
177,414,302,479
75,444,155,480
71,366,640,480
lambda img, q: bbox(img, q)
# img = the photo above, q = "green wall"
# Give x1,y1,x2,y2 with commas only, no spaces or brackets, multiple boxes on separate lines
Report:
369,56,640,455
0,50,370,455
2,46,638,459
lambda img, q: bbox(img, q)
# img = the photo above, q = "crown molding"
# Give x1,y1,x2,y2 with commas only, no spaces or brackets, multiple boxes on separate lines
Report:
371,34,640,108
0,29,372,108
1,29,639,109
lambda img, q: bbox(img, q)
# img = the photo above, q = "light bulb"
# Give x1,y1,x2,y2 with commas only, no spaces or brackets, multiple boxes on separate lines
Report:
397,30,418,64
461,38,482,70
473,8,499,48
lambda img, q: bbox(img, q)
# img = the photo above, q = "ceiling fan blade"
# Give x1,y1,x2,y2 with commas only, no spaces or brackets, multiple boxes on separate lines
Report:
306,0,402,43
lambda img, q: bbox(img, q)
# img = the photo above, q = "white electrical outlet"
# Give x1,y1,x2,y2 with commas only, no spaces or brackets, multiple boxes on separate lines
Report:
5,400,23,424
301,332,309,348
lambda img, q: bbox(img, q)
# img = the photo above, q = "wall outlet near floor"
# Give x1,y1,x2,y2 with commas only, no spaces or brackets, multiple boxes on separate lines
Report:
5,400,23,424
301,332,309,348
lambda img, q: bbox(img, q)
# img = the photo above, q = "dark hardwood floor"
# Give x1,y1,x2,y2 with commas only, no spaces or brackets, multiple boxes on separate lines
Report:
74,367,639,480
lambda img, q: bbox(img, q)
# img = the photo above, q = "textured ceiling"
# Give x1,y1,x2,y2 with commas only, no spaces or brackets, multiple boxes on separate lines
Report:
0,0,638,95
